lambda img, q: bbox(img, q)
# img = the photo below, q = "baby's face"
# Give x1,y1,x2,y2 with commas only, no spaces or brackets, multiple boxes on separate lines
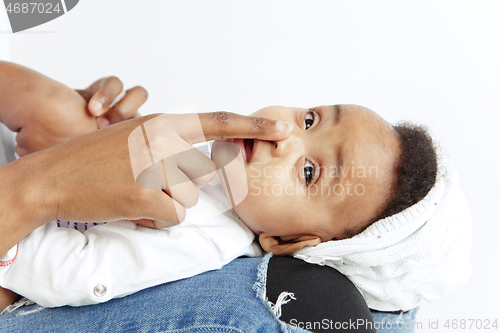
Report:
211,105,400,241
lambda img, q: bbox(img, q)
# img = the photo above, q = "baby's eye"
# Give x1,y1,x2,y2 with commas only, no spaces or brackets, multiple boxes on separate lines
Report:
304,109,319,130
304,160,315,184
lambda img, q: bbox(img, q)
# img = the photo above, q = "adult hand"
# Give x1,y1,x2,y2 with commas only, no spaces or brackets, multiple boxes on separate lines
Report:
0,61,147,157
130,112,295,228
76,77,148,128
0,112,293,257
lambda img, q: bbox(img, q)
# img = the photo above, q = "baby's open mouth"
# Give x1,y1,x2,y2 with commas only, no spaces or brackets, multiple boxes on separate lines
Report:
244,139,254,162
233,138,255,162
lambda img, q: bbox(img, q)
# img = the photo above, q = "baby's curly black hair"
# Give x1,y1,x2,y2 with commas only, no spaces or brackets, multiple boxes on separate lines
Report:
374,122,438,222
342,122,438,239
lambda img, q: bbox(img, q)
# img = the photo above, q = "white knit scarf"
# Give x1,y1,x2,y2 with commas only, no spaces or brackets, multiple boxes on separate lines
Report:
293,154,473,311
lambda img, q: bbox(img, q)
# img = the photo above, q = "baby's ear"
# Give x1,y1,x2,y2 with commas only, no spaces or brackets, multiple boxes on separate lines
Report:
259,233,321,256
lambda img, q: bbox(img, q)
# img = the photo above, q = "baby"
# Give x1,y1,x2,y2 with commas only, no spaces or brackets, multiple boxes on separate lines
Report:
0,67,472,313
218,105,472,311
213,104,410,252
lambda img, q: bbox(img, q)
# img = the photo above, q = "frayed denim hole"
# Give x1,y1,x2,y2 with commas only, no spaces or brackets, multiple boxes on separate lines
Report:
252,253,310,333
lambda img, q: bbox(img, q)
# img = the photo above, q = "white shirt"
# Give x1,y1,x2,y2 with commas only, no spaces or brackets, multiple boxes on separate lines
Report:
0,174,263,307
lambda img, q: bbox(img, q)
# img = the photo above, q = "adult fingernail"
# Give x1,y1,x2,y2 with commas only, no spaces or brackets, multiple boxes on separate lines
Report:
276,121,294,133
92,101,103,116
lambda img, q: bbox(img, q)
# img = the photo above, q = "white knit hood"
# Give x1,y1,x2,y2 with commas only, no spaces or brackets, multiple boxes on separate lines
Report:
293,154,473,311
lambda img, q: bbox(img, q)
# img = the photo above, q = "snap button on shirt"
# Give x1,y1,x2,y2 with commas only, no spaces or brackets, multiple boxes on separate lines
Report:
93,284,107,297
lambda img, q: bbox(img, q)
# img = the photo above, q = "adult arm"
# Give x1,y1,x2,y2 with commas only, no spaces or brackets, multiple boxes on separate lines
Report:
0,61,154,256
0,111,292,255
0,62,149,310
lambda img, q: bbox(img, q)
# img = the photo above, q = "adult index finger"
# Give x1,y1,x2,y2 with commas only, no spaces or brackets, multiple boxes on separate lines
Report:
195,112,293,143
136,112,293,178
142,112,293,147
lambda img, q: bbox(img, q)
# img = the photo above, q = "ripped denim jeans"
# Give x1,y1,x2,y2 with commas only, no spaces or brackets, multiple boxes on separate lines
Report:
0,256,309,333
1,254,404,332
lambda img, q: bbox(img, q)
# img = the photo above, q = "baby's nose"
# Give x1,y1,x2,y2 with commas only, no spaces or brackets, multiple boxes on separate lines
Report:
272,130,301,157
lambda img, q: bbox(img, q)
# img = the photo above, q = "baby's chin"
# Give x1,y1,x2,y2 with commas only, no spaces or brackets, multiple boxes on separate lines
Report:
232,202,261,235
212,170,261,234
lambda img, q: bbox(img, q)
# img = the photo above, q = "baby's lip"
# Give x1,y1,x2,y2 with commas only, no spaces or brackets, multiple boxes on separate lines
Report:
232,138,255,162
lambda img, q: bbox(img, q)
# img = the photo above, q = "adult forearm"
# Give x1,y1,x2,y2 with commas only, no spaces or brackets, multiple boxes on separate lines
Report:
0,152,53,257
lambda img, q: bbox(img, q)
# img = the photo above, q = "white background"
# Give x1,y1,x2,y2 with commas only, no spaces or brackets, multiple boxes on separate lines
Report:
1,1,499,331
